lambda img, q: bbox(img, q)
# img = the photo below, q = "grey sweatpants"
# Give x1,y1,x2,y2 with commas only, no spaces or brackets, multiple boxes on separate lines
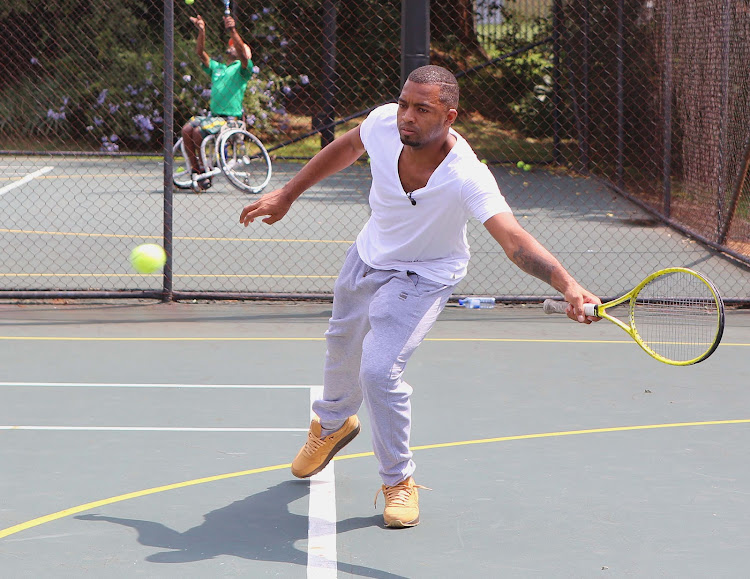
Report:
312,244,454,486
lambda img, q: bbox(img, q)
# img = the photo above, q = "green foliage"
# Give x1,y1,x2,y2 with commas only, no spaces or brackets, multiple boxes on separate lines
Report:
491,12,557,138
0,0,307,151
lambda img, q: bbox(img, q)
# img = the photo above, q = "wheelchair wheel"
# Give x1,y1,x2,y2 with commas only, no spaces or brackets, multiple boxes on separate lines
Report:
200,134,217,173
172,138,193,190
218,128,272,194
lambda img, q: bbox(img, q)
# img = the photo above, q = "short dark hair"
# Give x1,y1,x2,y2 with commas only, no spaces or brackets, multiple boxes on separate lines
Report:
406,65,459,109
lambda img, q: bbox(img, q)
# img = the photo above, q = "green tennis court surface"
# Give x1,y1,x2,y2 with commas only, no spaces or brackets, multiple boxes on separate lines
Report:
1,302,749,577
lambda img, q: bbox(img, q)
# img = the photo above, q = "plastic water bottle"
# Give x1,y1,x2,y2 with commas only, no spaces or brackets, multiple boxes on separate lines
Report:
458,297,495,309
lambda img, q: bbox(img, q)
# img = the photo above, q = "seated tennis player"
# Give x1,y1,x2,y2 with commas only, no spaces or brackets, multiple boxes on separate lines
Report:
239,65,601,528
183,13,253,190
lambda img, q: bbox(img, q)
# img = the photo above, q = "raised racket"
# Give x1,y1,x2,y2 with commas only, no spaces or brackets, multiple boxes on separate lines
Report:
543,267,724,366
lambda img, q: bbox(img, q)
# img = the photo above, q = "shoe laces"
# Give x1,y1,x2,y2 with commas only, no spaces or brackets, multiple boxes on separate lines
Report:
374,481,431,508
301,430,325,457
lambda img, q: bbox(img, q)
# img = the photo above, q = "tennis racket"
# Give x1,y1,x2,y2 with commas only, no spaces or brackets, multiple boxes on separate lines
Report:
543,267,725,366
223,0,231,15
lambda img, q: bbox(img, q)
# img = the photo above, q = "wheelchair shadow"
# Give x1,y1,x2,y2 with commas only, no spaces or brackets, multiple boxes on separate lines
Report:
76,479,407,578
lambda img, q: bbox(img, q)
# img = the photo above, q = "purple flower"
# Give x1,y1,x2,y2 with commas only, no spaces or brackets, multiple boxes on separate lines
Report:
133,114,154,132
93,116,104,126
282,86,292,95
299,74,309,85
108,103,120,114
96,89,108,105
201,88,211,99
252,66,260,74
182,75,192,82
145,61,152,71
30,57,39,65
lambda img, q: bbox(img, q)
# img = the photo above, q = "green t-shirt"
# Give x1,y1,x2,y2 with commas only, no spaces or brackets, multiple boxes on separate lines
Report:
202,59,254,117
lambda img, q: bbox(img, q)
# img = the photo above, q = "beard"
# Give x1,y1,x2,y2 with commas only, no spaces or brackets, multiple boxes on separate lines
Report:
400,136,422,147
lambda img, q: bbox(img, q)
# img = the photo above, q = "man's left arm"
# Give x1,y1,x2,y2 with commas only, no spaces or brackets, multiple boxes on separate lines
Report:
483,212,600,323
224,15,251,69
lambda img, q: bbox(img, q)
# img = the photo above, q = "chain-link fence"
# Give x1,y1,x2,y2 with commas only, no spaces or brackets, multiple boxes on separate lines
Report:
1,0,748,301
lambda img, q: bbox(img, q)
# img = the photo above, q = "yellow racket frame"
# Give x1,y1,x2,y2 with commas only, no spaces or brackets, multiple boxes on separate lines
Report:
544,267,725,366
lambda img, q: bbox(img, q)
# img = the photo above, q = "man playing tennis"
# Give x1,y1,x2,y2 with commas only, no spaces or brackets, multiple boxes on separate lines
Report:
239,65,600,528
183,13,253,190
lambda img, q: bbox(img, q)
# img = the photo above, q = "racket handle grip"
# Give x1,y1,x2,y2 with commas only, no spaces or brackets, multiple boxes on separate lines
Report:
543,300,597,317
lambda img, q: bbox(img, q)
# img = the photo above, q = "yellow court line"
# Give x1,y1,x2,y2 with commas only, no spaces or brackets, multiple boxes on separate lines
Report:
1,418,749,540
0,228,353,244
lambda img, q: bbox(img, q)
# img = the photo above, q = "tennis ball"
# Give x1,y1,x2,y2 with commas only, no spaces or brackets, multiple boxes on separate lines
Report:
523,163,532,172
185,0,194,5
480,159,488,165
130,244,167,274
516,161,525,169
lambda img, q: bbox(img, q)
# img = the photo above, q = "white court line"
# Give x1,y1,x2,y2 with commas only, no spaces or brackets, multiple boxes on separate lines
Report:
0,166,54,196
0,426,308,432
0,382,316,389
307,386,337,579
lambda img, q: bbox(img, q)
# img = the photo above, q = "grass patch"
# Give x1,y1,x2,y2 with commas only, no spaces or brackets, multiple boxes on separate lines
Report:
454,111,557,163
266,112,561,165
265,115,362,159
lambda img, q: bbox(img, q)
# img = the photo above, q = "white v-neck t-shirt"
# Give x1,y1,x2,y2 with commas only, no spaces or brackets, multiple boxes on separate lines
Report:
355,103,512,285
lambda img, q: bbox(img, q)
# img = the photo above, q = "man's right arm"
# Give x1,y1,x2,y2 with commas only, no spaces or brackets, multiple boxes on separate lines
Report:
240,126,366,226
190,15,211,67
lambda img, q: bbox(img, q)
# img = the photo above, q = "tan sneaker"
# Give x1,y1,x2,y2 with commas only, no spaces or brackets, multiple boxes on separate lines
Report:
291,415,360,478
374,477,430,528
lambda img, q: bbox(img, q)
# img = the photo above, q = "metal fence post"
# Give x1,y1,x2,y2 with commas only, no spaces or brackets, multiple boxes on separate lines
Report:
320,0,338,148
663,0,673,218
162,0,174,301
581,0,591,173
552,0,563,165
401,0,430,88
717,0,731,235
616,0,625,189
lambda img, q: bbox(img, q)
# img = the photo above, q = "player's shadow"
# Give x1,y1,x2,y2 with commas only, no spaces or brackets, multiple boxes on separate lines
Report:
75,479,406,579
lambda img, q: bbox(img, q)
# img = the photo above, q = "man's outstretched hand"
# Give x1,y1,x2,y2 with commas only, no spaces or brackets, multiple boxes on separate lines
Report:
190,14,205,31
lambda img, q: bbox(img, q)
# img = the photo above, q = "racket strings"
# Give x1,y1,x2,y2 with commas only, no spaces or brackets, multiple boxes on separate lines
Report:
630,272,721,363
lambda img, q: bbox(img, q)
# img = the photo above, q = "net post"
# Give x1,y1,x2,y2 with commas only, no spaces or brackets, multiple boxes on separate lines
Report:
401,0,430,88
